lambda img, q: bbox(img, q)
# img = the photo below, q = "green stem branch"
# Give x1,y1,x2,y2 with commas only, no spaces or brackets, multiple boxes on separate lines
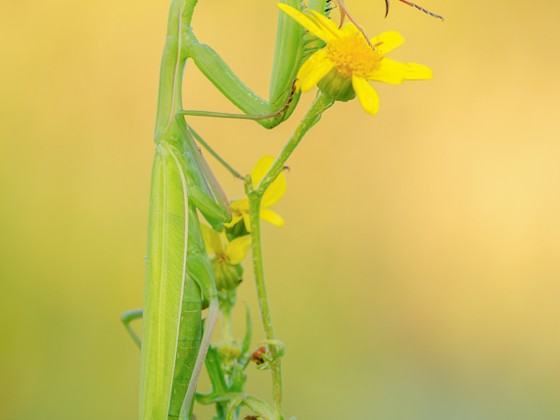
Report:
246,92,333,420
255,93,334,196
247,194,284,419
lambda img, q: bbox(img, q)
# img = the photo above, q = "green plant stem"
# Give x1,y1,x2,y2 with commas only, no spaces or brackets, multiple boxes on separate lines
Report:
255,93,334,195
221,303,234,342
247,195,284,420
246,92,333,420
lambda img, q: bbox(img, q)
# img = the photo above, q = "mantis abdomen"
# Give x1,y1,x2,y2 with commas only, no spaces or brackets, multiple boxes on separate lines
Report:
141,142,202,420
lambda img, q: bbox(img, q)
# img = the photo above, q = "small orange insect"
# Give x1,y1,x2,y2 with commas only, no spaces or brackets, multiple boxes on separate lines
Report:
250,346,267,365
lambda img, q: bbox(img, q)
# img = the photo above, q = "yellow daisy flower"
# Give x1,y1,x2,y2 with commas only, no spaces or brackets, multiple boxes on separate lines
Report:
226,155,287,231
277,3,433,115
200,224,252,290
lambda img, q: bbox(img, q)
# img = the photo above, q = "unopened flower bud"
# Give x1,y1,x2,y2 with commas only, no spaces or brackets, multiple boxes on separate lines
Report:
213,259,243,291
216,341,243,361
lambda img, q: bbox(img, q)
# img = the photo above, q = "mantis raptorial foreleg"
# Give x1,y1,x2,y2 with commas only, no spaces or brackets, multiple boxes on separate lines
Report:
173,0,335,132
177,80,297,123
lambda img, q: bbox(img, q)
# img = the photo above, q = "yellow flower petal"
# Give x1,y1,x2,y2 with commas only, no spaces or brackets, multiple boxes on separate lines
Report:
248,155,286,207
226,235,252,265
242,213,252,232
262,170,286,207
370,31,405,55
298,49,328,81
368,58,407,84
230,197,249,212
403,63,433,80
200,223,224,255
234,200,248,210
352,75,380,115
308,10,342,39
260,208,285,227
277,3,330,42
224,214,243,229
341,23,360,36
250,155,274,187
298,52,334,92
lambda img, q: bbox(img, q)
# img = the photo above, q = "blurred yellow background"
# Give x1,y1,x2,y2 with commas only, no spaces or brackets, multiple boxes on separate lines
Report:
2,0,560,418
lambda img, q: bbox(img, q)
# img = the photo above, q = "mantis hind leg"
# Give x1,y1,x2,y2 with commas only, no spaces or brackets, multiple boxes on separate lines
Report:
179,252,220,420
180,298,219,420
121,309,143,349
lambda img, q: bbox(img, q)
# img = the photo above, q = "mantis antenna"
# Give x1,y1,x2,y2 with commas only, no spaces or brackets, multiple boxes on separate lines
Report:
332,0,443,52
334,0,443,27
333,0,373,43
385,0,444,20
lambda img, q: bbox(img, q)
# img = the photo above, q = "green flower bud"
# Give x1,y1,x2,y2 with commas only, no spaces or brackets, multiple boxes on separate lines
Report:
216,341,243,362
213,259,243,291
317,68,356,102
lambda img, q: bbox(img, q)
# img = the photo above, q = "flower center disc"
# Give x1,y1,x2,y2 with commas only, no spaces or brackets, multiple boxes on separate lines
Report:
327,33,381,78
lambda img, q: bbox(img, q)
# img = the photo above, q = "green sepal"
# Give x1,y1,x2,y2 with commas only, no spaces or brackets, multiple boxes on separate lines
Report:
213,260,243,291
225,395,275,420
226,219,249,242
318,68,357,102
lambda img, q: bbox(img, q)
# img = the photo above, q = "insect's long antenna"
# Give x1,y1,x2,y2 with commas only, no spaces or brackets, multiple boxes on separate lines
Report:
392,0,444,20
333,0,375,49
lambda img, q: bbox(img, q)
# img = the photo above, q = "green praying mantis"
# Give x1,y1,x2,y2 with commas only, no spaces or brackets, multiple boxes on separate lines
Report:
121,1,334,419
121,0,441,419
